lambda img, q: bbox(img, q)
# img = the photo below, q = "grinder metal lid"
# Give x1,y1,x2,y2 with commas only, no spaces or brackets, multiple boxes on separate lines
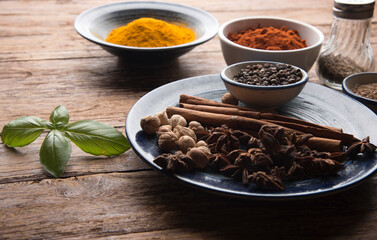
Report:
334,0,375,19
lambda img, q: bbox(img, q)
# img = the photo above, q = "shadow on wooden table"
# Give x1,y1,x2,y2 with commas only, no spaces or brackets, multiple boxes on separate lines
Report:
91,58,196,92
144,174,376,239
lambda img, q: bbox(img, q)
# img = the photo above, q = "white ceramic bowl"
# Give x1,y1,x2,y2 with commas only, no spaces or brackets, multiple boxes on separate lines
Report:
220,61,309,108
74,1,218,65
218,16,324,72
342,72,377,113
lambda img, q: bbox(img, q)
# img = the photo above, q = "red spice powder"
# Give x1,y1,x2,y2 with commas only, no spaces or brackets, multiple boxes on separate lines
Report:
227,26,307,50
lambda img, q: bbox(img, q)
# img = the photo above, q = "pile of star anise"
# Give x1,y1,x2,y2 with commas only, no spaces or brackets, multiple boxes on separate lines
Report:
152,120,376,191
194,124,376,191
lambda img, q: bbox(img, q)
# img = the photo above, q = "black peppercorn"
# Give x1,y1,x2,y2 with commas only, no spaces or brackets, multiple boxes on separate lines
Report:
232,63,303,86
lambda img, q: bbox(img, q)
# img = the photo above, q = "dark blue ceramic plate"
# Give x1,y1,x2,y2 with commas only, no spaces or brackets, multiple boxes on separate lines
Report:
125,74,377,200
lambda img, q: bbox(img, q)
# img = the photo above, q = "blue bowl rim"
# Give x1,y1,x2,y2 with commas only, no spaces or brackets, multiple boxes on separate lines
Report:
74,1,219,51
342,72,377,105
218,16,324,53
220,60,309,90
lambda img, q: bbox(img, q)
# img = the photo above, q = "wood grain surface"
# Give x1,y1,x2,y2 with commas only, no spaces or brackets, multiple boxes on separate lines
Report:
1,0,377,239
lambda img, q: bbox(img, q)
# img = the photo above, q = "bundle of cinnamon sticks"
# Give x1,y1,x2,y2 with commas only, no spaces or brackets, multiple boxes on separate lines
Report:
165,94,359,153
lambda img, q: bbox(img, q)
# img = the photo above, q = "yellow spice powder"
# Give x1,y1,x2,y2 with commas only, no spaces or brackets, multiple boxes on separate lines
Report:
105,17,195,47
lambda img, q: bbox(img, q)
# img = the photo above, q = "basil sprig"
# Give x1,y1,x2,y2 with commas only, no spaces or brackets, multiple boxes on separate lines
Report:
0,105,130,178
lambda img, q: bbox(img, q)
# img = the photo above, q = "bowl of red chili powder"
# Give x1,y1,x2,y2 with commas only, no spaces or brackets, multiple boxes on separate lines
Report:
218,16,324,72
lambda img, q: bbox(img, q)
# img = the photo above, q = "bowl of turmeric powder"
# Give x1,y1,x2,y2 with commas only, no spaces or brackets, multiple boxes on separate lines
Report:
74,1,218,65
218,16,324,72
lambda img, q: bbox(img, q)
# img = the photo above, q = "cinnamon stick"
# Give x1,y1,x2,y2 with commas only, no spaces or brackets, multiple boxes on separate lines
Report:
180,103,342,132
180,94,276,113
263,119,344,136
167,106,267,131
166,106,356,146
306,137,343,152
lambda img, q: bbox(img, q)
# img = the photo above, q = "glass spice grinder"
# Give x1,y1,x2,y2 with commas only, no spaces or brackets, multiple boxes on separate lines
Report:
316,0,375,90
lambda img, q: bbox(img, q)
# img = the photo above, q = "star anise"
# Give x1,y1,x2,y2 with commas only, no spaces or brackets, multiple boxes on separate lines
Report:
220,149,256,185
207,131,239,154
247,137,264,149
153,151,195,173
220,149,274,185
232,129,253,144
258,126,281,153
258,127,296,167
296,156,343,176
227,149,247,164
248,171,284,191
295,145,313,157
270,166,286,179
205,125,250,154
198,123,361,191
253,152,273,169
286,161,306,180
209,153,230,171
259,125,313,147
346,136,376,157
311,150,347,162
289,132,313,146
328,152,347,162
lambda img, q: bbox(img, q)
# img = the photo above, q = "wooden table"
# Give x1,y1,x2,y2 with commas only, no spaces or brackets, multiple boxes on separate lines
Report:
1,0,377,239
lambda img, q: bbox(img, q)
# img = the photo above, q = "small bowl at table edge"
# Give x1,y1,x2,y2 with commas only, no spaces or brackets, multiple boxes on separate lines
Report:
342,72,377,114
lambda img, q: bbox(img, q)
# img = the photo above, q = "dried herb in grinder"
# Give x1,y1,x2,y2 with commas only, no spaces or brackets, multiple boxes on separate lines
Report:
316,0,375,90
317,55,367,86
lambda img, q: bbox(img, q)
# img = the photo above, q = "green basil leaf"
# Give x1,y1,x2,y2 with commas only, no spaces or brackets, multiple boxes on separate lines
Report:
40,130,72,178
1,116,51,147
64,120,130,156
50,105,69,129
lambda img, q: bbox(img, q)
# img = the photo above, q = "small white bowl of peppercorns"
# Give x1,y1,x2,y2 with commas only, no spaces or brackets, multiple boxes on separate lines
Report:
220,61,309,108
342,72,377,114
218,16,324,72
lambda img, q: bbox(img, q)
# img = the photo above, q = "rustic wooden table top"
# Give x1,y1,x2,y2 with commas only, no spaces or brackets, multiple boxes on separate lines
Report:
1,0,377,239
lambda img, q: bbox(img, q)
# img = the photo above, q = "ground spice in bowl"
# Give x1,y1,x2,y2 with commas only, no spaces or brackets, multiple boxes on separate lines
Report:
352,83,377,100
106,17,195,47
227,26,307,50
